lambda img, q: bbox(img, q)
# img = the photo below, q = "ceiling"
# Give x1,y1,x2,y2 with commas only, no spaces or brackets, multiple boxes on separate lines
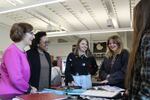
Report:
0,0,140,42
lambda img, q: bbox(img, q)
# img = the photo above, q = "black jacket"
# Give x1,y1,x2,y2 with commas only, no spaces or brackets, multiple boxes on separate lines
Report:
99,49,129,88
65,52,98,84
27,49,51,89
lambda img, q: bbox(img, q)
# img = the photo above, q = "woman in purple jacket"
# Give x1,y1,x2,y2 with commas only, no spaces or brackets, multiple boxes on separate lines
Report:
0,22,37,94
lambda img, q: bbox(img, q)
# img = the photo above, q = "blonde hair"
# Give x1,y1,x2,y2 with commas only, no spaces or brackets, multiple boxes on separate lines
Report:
73,38,92,57
106,35,123,58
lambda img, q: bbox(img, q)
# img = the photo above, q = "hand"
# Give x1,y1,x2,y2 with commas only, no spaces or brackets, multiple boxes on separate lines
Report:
95,77,101,81
124,90,129,96
68,81,76,86
30,86,37,93
106,74,110,79
99,80,108,84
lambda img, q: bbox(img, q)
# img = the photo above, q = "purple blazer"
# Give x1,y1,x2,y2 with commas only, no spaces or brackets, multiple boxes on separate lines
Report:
0,44,30,94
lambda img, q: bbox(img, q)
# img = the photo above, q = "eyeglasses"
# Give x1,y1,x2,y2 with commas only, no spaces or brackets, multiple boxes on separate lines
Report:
45,41,50,44
40,40,50,44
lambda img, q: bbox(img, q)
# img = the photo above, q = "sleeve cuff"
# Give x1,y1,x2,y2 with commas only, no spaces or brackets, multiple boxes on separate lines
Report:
26,86,32,94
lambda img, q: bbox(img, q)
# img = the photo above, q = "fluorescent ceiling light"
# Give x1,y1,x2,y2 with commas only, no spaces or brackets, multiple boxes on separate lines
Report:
0,0,64,14
6,0,24,6
104,0,119,28
15,0,24,4
111,17,119,28
26,9,67,31
47,28,133,37
6,0,16,6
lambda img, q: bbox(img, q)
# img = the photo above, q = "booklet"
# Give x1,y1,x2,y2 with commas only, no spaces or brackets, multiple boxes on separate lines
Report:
38,88,86,96
81,85,125,98
38,89,65,95
93,85,125,92
81,89,120,98
65,89,86,95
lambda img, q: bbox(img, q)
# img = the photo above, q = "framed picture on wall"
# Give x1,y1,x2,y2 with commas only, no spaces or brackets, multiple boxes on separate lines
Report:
93,42,107,53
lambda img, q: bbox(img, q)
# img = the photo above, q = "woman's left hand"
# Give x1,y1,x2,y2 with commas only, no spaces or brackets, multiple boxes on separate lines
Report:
30,86,37,93
99,80,108,84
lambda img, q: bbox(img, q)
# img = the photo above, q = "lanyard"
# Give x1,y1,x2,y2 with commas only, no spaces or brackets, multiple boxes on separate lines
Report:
110,55,117,68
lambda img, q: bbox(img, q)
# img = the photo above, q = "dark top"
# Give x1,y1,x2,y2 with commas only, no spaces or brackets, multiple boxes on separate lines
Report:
99,49,129,88
65,52,98,85
38,52,50,90
27,49,51,89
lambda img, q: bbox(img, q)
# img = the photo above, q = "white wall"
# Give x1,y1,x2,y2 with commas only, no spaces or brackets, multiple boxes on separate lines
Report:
47,32,131,60
0,27,12,51
0,29,131,60
48,42,76,60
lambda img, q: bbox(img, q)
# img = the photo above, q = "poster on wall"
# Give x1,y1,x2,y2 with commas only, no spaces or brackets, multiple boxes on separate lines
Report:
93,42,107,53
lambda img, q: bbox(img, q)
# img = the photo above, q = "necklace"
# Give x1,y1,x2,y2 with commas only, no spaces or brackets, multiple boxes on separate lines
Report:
111,55,117,68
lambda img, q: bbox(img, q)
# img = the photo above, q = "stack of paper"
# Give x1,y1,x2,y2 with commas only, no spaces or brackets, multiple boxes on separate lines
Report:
93,85,125,92
81,90,120,98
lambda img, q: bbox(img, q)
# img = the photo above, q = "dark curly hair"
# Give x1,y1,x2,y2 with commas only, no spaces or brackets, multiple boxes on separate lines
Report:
30,31,47,49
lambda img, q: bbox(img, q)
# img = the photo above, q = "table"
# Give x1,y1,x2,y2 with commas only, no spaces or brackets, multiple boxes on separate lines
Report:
0,93,125,100
0,93,66,100
0,94,20,100
0,85,125,100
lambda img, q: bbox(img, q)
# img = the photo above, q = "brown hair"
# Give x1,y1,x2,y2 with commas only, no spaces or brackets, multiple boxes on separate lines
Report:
73,38,92,57
106,35,123,58
125,0,150,88
52,60,58,67
10,22,33,42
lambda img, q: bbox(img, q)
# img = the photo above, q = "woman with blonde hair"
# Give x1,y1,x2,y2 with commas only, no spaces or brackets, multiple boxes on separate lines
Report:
65,38,98,89
99,35,129,88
